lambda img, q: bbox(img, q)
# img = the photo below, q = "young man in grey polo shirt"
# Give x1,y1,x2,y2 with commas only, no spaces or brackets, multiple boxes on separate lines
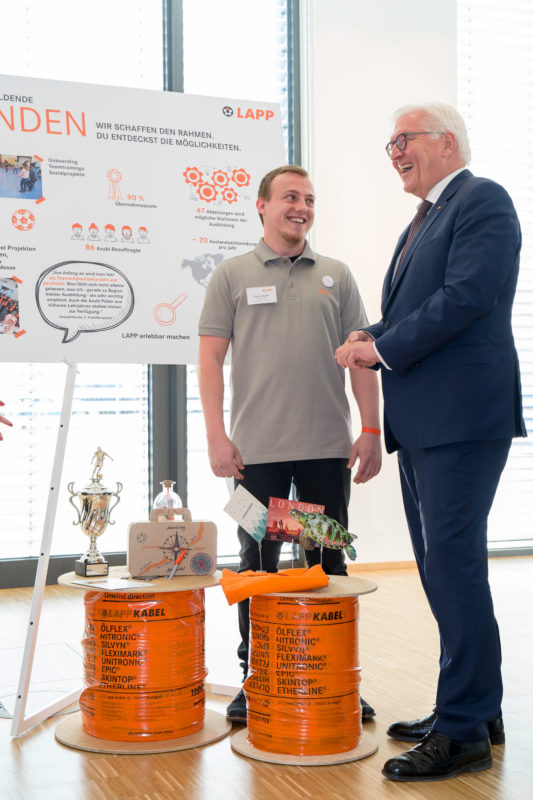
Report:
198,165,382,723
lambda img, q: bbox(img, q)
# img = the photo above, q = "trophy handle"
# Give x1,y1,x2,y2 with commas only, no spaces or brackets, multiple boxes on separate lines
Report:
67,482,82,525
106,481,123,525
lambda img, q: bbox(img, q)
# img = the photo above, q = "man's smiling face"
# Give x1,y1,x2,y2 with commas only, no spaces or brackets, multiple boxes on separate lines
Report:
389,111,450,199
257,172,315,253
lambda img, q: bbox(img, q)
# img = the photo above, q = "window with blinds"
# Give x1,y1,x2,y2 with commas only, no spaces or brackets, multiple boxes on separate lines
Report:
0,0,162,560
0,0,163,89
1,364,150,558
183,0,293,158
0,0,297,566
458,0,533,549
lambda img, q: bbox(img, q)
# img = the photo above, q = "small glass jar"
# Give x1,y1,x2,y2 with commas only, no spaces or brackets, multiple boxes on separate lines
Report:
153,479,182,510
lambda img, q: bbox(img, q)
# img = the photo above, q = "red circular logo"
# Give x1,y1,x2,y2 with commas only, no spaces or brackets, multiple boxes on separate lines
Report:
12,209,36,231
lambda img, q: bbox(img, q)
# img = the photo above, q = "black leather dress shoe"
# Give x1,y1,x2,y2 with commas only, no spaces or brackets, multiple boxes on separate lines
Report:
387,709,505,745
361,697,376,721
226,688,246,723
382,730,492,782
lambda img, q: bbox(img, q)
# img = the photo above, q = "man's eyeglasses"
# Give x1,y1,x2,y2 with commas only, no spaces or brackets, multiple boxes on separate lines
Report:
385,131,445,158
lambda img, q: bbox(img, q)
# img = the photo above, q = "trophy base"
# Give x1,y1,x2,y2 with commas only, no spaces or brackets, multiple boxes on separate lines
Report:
75,559,109,577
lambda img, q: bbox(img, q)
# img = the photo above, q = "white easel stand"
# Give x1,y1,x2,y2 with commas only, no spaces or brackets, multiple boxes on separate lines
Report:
11,361,79,737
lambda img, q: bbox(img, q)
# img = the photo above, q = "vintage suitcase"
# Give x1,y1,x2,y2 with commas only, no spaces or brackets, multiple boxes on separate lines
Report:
127,507,217,578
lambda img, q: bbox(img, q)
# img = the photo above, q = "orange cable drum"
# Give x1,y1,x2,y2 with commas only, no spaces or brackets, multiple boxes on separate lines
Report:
244,594,361,756
80,590,207,741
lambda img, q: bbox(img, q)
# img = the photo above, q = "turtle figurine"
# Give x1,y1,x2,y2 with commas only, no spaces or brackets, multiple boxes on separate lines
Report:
289,509,357,561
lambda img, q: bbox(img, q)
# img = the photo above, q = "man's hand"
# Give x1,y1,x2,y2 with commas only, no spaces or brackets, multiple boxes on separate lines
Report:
207,433,245,479
336,340,378,369
0,400,12,442
346,330,373,345
348,431,382,484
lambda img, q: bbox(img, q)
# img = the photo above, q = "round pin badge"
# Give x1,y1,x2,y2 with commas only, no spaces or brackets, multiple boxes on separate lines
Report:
322,275,334,288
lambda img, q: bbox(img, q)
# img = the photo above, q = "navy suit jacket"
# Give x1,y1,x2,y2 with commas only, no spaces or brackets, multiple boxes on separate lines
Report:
367,169,526,454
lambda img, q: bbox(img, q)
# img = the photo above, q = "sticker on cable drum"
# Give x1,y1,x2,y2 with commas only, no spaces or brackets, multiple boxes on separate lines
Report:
248,629,359,684
84,589,205,620
80,684,206,741
82,590,206,695
250,594,359,625
245,669,359,699
83,656,207,691
248,595,359,693
245,691,361,756
246,595,360,701
244,593,362,756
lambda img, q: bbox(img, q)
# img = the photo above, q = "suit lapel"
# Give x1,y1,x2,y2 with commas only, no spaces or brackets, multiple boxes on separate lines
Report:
382,227,408,303
383,170,473,311
386,205,440,298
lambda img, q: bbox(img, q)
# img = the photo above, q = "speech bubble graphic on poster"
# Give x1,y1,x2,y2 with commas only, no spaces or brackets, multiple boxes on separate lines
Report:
35,261,134,343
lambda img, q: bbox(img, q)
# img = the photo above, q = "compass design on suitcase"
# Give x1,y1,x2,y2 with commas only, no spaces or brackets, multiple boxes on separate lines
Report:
161,532,190,563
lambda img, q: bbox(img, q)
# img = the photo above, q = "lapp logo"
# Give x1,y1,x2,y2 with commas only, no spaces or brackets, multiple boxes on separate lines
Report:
222,105,274,121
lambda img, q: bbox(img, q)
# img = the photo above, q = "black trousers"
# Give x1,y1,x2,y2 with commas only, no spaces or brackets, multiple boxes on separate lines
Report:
235,458,351,678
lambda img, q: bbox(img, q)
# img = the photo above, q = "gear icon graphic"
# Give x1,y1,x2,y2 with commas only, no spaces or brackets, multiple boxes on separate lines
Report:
231,168,251,188
222,187,238,204
196,182,218,203
183,166,203,185
12,209,35,231
212,170,229,187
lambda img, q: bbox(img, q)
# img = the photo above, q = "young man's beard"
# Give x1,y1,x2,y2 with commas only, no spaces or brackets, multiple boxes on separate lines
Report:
281,229,305,246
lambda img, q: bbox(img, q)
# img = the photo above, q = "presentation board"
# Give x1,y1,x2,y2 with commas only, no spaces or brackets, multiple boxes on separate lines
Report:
0,74,285,363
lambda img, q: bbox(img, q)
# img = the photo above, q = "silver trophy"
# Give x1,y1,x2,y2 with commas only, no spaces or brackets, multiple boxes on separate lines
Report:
68,447,123,577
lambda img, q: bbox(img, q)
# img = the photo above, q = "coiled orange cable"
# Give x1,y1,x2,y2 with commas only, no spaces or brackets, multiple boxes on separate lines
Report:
244,594,361,756
80,589,207,741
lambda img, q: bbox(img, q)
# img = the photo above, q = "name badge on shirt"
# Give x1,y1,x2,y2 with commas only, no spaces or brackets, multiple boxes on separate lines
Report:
246,285,277,305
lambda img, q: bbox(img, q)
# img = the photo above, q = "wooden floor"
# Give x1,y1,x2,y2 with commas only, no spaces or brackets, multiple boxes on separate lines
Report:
1,557,531,800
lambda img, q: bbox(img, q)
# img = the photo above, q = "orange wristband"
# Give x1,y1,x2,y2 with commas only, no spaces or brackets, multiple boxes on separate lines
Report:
362,427,381,435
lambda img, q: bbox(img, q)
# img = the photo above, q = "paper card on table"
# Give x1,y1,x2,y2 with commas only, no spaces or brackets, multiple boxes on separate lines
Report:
71,578,156,590
224,485,267,542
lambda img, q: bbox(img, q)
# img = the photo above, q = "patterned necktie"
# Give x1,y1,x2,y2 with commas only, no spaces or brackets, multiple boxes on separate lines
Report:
392,199,433,282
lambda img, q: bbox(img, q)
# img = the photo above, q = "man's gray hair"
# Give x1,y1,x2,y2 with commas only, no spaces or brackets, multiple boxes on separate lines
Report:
393,102,471,164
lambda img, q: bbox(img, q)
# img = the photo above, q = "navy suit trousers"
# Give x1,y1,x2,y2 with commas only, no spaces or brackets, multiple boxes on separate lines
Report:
398,438,511,741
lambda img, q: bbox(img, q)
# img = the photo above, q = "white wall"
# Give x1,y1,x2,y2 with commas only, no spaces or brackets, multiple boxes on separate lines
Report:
304,0,457,562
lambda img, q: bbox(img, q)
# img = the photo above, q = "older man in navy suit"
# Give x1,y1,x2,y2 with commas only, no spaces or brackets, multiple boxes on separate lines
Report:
336,102,526,782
